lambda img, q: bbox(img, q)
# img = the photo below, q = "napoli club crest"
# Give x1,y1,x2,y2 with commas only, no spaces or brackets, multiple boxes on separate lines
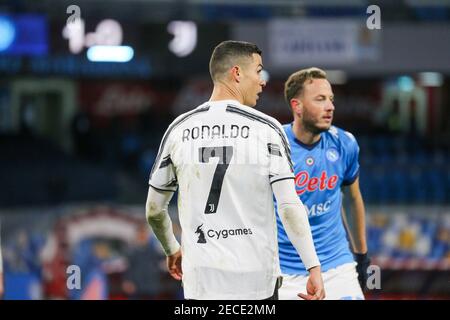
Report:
326,148,340,162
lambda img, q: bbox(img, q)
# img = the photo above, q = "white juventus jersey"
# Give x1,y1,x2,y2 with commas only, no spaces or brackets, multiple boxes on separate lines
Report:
149,100,294,299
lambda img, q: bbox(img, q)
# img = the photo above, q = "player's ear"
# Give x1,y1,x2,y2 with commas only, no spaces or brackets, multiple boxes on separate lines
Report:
290,98,302,114
231,65,241,83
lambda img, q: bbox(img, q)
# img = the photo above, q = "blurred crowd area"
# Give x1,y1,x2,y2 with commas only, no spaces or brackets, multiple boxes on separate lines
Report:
1,77,449,207
0,206,183,300
0,205,449,299
1,0,450,299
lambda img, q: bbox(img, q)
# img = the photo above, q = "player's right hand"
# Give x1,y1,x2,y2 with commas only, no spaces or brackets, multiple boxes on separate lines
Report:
298,266,325,300
167,249,183,281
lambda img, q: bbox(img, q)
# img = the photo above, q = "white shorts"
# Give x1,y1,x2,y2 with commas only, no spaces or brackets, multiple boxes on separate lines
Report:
279,262,365,300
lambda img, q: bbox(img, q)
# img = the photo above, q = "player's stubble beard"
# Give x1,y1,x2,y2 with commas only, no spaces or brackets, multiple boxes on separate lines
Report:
301,109,331,135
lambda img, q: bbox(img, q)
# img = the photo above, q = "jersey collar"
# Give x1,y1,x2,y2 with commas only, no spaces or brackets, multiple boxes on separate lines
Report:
288,123,322,151
209,99,244,107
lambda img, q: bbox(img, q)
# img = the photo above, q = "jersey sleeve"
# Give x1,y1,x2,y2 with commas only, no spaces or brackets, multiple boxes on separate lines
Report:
343,131,360,186
268,122,295,185
148,127,178,192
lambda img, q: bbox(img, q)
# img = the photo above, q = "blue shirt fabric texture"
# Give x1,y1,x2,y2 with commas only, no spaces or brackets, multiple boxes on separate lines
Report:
276,123,360,275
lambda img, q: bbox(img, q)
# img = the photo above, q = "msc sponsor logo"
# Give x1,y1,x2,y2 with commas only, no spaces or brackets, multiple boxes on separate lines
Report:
306,200,331,217
195,225,253,243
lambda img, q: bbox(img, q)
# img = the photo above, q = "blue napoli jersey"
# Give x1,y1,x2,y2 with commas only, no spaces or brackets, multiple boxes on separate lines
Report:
276,123,360,275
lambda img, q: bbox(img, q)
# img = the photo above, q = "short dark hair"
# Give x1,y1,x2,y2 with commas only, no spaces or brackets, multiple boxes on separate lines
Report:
284,67,327,105
209,40,262,82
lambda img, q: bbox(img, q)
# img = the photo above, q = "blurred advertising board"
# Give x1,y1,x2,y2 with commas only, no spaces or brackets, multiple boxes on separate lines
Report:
268,19,380,67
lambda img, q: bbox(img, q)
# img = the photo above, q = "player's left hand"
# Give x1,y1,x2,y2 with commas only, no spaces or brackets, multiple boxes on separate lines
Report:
298,266,325,300
354,252,371,290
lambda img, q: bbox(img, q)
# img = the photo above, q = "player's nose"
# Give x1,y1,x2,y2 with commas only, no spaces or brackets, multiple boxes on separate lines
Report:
326,100,335,111
260,79,266,88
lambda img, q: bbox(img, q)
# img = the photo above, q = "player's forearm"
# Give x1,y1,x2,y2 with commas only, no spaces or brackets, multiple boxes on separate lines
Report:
278,202,320,270
145,187,180,256
272,180,320,270
350,195,368,254
0,272,3,298
344,179,368,254
146,210,180,256
341,206,357,252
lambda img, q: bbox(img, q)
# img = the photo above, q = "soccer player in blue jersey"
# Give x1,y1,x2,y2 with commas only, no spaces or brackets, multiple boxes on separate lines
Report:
277,68,370,300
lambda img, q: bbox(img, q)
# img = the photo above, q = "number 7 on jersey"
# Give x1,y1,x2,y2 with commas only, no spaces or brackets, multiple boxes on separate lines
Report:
198,146,234,214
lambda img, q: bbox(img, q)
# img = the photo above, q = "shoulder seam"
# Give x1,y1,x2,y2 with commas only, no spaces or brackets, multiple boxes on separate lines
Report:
226,105,293,172
149,105,210,180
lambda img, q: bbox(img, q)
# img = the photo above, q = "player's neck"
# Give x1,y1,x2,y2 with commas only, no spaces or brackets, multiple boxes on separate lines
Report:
292,121,321,145
209,82,244,105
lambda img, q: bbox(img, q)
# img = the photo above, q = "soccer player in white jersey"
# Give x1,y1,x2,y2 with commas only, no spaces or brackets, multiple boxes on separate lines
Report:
145,40,325,300
277,68,370,300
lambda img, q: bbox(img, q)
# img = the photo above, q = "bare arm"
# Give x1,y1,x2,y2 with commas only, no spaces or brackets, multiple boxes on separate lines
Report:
341,206,357,252
0,272,3,299
342,177,368,254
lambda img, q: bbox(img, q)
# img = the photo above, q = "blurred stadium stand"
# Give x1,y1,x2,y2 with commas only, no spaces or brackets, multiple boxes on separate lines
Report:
0,0,449,300
0,134,117,206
